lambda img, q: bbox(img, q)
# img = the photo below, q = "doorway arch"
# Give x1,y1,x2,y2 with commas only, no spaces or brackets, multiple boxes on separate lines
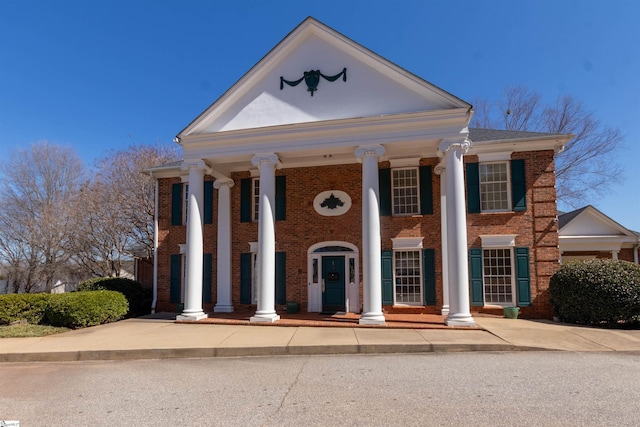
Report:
307,241,359,313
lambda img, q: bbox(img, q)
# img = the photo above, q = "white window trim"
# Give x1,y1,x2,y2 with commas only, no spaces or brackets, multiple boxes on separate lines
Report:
252,178,260,223
389,158,420,168
248,242,258,304
477,152,512,162
391,237,424,250
480,234,517,248
479,161,512,213
393,249,423,306
182,183,189,225
482,247,516,307
391,167,420,217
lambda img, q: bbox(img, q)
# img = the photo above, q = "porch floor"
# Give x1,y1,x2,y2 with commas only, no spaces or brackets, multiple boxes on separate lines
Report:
178,309,483,329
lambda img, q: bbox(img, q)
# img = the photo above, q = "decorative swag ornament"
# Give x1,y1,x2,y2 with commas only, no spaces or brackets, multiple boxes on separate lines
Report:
280,68,347,96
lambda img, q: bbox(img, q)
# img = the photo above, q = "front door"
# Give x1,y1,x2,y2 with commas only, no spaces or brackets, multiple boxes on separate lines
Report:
322,256,345,312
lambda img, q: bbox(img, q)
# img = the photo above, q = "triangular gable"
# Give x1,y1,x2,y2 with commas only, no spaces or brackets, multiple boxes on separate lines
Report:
559,205,636,237
180,17,470,136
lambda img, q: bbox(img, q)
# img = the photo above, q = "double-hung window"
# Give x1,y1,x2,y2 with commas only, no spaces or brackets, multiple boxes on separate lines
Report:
479,162,511,212
394,250,422,304
392,168,420,216
183,184,189,225
482,248,514,305
469,235,531,307
467,158,526,214
252,178,260,222
240,176,286,223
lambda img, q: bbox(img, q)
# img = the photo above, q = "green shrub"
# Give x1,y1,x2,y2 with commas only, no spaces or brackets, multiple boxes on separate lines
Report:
549,259,640,326
0,293,51,325
44,290,128,328
77,277,147,316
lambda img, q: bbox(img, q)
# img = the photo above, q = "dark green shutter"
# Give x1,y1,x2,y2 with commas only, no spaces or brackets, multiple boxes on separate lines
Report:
515,247,531,307
381,250,394,305
469,248,484,306
466,163,480,214
419,166,433,215
240,253,252,304
511,159,526,212
422,249,436,306
275,176,286,221
171,183,183,226
204,181,214,224
203,253,212,304
170,254,181,303
379,168,391,216
240,178,252,223
275,252,286,304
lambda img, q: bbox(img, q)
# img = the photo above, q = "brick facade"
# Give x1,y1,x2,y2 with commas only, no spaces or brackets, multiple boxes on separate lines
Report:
155,150,560,318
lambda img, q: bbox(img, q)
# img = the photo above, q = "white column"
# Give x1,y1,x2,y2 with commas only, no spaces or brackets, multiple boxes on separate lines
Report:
435,165,450,316
439,138,476,327
611,250,619,260
250,154,280,323
356,145,386,325
214,178,234,313
178,160,208,321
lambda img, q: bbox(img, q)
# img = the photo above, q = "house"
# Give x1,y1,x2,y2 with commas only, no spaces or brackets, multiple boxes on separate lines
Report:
559,205,639,264
148,17,573,325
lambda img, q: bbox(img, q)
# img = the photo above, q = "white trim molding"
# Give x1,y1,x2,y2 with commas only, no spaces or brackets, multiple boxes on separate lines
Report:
391,237,424,250
480,234,518,248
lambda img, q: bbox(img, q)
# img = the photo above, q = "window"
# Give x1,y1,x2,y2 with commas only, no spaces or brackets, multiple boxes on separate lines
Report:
394,250,422,304
252,178,260,222
183,184,189,225
479,162,511,212
482,248,515,305
251,252,258,304
180,254,187,303
392,168,420,215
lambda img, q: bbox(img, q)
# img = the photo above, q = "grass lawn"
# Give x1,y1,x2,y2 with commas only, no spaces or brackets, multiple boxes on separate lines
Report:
0,323,70,338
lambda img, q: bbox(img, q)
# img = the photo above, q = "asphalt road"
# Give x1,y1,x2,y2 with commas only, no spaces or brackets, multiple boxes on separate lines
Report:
2,352,640,426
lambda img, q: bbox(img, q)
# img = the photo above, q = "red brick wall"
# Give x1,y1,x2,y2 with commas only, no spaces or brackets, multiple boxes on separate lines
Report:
155,149,559,318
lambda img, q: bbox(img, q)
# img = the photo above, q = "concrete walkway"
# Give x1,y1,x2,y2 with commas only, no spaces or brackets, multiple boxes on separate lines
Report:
2,314,640,362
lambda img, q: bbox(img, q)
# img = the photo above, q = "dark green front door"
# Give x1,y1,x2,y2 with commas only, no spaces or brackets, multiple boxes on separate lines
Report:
322,256,345,312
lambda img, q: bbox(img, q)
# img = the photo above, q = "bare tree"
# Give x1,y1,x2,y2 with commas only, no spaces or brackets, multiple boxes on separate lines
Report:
0,142,85,292
69,144,179,277
470,85,624,207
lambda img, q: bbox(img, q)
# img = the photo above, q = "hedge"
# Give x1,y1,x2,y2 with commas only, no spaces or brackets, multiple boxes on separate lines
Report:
44,290,129,328
77,277,147,316
549,259,640,326
0,293,51,325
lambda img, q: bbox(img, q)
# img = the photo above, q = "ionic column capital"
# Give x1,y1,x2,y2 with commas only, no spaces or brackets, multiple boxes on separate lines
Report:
251,153,279,168
438,138,472,154
214,178,235,189
355,145,385,162
181,159,209,172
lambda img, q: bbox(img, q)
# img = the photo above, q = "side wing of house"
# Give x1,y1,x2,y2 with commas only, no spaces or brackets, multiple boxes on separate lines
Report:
559,206,640,263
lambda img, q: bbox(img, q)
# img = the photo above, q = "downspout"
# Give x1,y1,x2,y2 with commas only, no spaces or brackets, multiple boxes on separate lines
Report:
634,242,639,265
151,172,159,314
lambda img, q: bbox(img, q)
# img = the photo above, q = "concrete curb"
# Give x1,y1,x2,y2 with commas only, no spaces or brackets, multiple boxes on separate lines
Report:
0,342,548,363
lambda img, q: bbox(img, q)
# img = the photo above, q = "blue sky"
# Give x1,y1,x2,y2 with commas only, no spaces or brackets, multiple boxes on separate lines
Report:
1,0,639,231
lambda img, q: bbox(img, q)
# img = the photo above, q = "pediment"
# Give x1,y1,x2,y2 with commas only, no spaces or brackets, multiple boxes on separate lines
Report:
560,206,634,237
180,17,469,137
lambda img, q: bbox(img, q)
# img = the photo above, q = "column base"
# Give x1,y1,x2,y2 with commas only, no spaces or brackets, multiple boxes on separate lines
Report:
441,305,450,316
445,313,476,327
213,304,234,313
359,313,386,325
176,312,208,321
250,313,281,323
